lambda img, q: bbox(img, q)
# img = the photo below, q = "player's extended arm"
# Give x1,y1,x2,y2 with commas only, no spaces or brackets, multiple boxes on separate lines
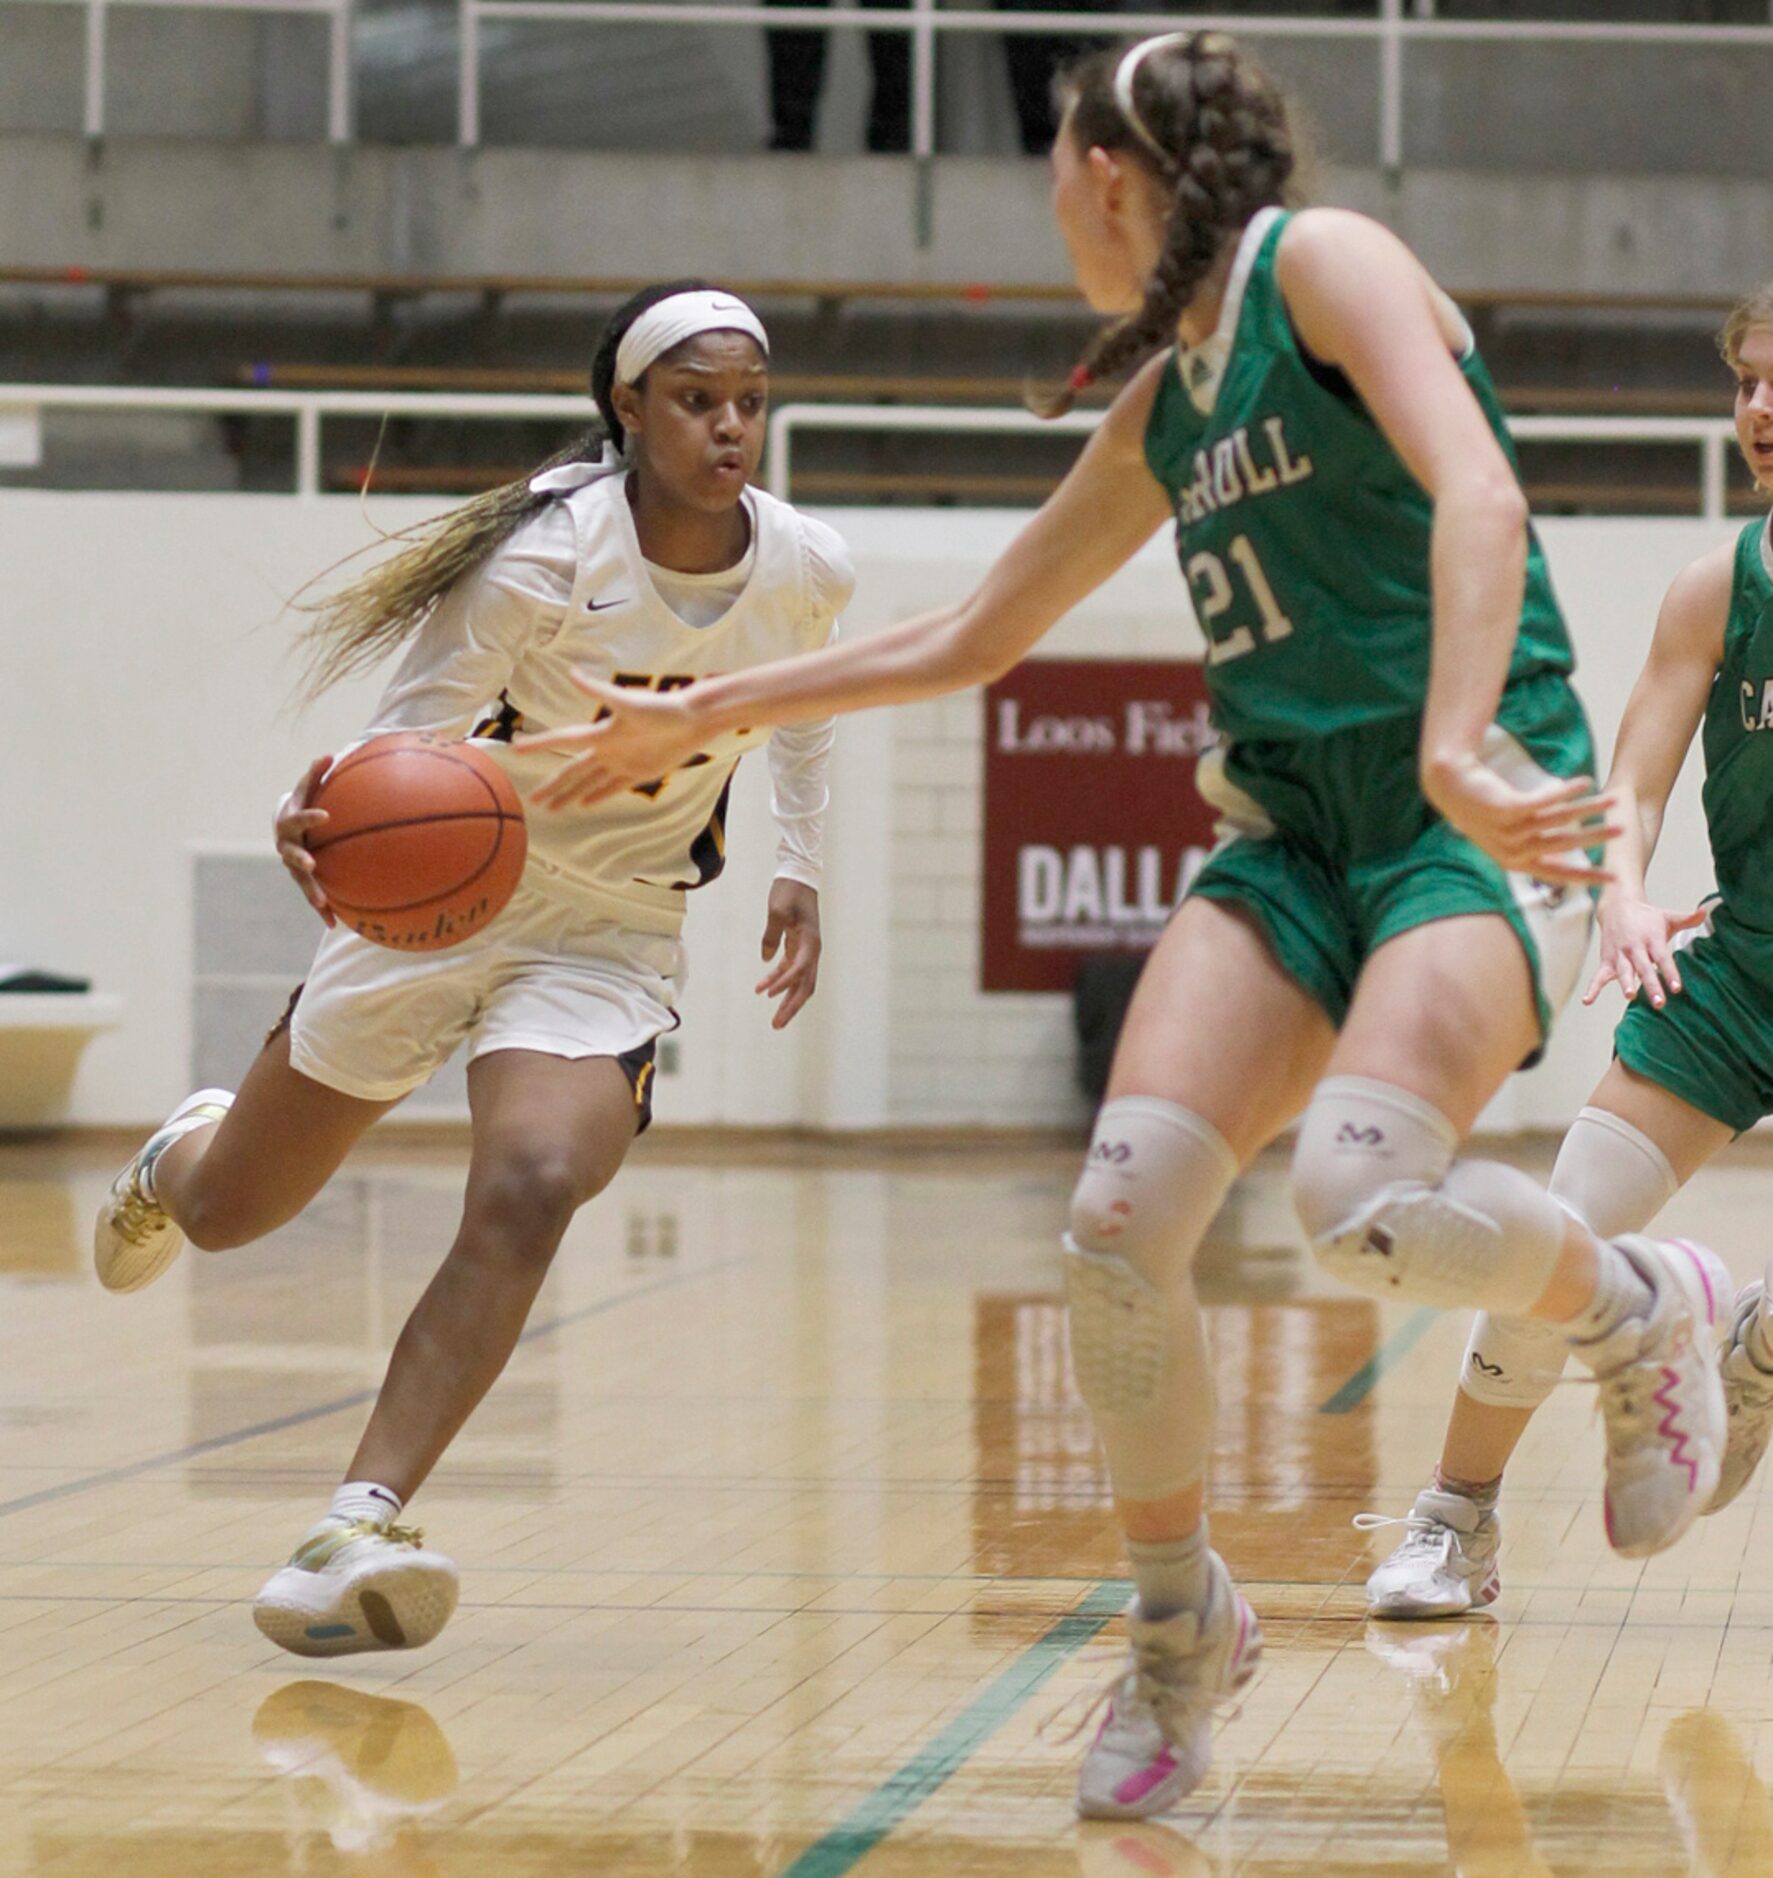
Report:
1602,545,1731,899
520,368,1175,808
1278,209,1616,887
1583,541,1731,1007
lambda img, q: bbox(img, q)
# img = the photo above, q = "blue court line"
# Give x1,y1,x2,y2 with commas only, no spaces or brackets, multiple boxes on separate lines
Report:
0,1253,745,1521
776,1579,1129,1878
1317,1306,1437,1414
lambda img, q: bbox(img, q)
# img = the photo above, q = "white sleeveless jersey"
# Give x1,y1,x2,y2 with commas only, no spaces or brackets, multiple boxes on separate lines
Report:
354,473,852,935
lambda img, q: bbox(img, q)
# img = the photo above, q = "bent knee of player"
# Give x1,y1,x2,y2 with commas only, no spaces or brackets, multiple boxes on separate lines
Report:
180,1184,280,1253
463,1152,594,1258
1290,1075,1460,1250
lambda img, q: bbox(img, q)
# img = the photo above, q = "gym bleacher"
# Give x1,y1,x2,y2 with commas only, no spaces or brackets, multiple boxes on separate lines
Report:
1,2,1768,511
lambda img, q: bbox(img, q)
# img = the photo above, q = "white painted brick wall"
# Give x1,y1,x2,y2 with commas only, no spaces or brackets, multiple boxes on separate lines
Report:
885,689,1089,1129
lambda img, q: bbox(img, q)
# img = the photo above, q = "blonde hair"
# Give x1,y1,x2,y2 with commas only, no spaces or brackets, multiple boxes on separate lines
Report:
292,429,606,703
1721,280,1773,372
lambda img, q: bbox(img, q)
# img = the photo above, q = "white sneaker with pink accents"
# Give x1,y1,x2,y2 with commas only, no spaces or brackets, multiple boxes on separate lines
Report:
1075,1553,1261,1820
1578,1236,1729,1560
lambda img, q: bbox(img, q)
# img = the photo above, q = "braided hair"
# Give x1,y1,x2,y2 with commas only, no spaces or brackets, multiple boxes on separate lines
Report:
295,278,719,700
1035,33,1297,418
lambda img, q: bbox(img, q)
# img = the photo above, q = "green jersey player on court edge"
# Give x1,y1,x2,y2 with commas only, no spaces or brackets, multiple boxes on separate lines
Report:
1364,282,1773,1623
517,31,1740,1820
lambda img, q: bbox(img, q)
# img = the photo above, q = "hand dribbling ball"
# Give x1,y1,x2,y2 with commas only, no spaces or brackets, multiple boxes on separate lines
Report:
307,733,527,951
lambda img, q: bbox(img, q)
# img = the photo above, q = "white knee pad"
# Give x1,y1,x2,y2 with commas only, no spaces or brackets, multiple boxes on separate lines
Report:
1290,1077,1457,1243
1457,1107,1680,1411
1063,1097,1236,1499
1550,1105,1679,1241
1293,1077,1569,1316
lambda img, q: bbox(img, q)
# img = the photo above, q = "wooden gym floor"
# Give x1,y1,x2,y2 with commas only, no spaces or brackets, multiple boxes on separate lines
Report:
3,1127,1773,1876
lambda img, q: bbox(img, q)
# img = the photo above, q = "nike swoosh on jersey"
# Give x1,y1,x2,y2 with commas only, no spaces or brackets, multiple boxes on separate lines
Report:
585,597,629,612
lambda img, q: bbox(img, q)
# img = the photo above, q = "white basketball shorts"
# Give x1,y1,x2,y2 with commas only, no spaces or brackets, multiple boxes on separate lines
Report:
283,880,683,1108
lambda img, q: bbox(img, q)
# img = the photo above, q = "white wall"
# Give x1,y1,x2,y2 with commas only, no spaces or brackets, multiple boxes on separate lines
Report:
0,491,1724,1132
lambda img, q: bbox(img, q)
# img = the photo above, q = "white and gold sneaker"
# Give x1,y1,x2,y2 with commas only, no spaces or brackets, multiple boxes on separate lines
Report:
254,1518,459,1658
92,1088,233,1292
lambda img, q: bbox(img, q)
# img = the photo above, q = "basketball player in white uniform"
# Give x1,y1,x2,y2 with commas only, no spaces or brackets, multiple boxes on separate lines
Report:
91,285,854,1657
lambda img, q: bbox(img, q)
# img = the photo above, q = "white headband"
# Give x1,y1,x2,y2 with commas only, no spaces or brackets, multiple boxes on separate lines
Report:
613,290,769,388
1112,33,1190,162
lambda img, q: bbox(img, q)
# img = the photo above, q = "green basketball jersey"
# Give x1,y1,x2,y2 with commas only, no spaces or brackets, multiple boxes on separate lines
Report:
1702,517,1773,930
1142,208,1575,748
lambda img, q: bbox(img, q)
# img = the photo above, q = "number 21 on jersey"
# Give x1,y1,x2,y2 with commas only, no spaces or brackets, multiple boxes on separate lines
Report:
1186,534,1293,666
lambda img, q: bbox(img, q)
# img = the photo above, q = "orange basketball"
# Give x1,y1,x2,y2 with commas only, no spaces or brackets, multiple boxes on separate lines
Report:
308,733,527,952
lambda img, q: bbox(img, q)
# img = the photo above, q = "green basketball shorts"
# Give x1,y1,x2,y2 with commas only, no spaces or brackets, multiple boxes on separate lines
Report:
1186,682,1597,1060
1614,906,1773,1134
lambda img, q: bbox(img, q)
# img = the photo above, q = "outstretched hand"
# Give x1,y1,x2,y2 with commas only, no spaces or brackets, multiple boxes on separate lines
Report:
520,670,707,810
758,879,821,1029
1583,899,1709,1009
275,753,336,926
1423,754,1621,888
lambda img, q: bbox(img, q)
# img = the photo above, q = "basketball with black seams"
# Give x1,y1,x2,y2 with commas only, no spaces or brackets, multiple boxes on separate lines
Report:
307,733,527,952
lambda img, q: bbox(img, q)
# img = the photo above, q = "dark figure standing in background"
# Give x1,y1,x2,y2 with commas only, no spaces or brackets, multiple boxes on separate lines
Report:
766,0,910,152
998,0,1116,156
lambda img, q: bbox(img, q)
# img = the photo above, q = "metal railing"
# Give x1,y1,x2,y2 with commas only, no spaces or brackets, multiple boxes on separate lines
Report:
456,2,1773,164
10,0,1773,161
0,384,1743,518
0,384,590,497
763,401,1742,519
10,0,354,142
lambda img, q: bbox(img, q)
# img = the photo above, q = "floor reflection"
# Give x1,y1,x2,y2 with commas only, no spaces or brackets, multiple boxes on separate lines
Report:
1366,1621,1553,1878
970,1280,1385,1587
1075,1819,1218,1875
254,1681,458,1868
1661,1710,1773,1878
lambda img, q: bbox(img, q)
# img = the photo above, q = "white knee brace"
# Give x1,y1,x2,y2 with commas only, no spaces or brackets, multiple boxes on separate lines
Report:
1292,1077,1568,1316
1550,1104,1679,1242
1064,1097,1237,1500
1458,1311,1570,1409
1459,1104,1680,1409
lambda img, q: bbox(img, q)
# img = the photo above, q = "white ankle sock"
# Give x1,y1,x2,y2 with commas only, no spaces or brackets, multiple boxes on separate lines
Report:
329,1481,403,1526
1127,1524,1212,1620
1565,1241,1655,1346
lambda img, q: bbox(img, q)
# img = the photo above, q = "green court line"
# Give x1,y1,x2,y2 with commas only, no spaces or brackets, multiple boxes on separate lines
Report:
1317,1305,1437,1414
776,1579,1129,1878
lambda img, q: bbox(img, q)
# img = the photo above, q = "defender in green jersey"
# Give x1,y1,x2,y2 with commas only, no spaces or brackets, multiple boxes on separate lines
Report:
1370,285,1773,1622
1142,203,1597,1040
526,31,1735,1820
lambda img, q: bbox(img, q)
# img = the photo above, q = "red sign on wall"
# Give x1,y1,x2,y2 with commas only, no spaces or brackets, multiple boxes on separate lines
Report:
982,659,1218,993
